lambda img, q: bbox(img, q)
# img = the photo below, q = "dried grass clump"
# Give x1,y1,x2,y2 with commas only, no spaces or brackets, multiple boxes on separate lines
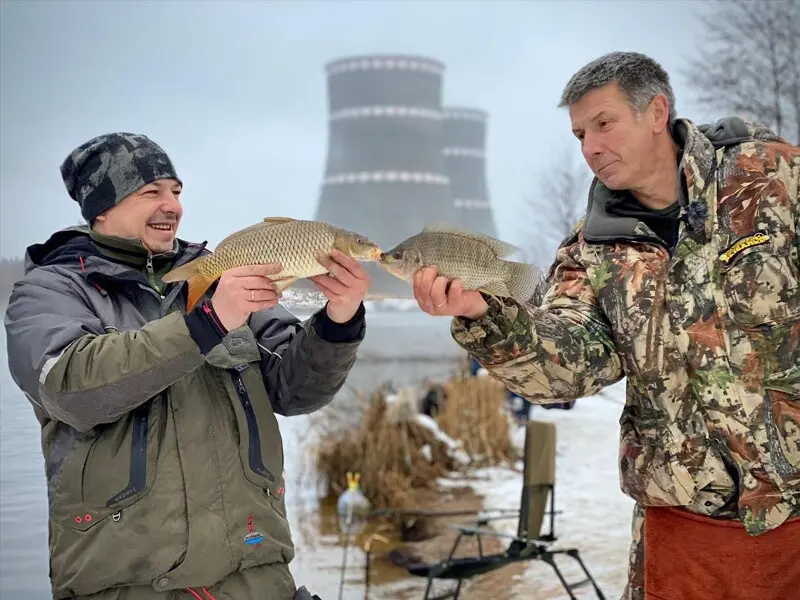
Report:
438,374,517,467
311,368,520,536
314,390,457,527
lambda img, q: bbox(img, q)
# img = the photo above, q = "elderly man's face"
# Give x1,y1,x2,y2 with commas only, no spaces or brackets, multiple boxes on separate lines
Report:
93,179,183,254
569,83,664,191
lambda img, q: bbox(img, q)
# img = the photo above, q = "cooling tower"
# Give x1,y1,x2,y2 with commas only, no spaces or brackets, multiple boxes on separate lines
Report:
314,54,460,297
442,107,498,238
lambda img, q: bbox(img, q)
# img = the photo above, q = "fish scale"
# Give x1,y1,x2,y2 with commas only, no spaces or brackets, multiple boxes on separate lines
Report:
418,232,503,288
162,217,381,311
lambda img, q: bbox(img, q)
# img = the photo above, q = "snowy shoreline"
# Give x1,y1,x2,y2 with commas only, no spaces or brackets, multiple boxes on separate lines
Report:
280,288,421,315
444,377,634,599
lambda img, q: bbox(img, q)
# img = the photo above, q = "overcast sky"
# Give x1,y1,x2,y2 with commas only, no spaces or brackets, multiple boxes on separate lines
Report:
0,0,716,259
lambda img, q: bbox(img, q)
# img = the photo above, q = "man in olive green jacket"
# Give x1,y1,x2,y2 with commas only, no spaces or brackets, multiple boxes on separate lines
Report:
4,132,370,600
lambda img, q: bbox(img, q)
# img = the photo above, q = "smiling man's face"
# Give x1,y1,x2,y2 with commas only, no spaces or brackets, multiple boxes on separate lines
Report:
569,82,662,191
92,178,183,253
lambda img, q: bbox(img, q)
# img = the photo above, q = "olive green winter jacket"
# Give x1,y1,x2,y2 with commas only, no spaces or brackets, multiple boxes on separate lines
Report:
3,226,365,599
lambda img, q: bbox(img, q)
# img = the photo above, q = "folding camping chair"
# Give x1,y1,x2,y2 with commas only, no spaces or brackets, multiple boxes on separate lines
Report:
404,420,606,600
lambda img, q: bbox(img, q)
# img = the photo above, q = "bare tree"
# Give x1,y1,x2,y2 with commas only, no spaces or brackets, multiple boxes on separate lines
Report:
682,0,800,144
520,145,591,272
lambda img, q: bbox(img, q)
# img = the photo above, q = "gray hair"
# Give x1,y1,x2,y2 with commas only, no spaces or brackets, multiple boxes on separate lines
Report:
559,52,677,124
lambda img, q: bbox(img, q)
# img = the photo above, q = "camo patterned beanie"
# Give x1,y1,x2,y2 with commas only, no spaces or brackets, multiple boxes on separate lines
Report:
60,132,182,223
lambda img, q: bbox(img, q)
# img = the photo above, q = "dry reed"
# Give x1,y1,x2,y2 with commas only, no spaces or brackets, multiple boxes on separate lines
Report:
311,364,518,535
438,373,518,467
313,389,457,529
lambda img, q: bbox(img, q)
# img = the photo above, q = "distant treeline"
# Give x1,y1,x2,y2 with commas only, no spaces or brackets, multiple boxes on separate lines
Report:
0,258,25,308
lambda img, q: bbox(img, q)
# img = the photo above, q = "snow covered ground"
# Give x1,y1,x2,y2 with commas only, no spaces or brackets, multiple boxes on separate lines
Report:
441,377,635,599
281,287,420,315
277,311,634,599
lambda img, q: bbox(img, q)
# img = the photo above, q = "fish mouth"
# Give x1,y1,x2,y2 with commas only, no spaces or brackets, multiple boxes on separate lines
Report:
369,246,383,260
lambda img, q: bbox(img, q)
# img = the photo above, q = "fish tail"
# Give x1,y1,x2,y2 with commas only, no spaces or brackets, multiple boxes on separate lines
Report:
162,256,216,311
502,259,544,305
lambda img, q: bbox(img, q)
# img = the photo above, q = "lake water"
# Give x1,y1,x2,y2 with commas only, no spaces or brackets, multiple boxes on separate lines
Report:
0,308,462,599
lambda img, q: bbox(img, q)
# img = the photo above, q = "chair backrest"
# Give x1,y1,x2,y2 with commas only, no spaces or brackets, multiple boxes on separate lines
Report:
517,419,556,540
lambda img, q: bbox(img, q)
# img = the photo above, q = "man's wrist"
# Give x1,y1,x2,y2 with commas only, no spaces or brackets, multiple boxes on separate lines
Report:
459,306,489,321
184,299,228,355
326,301,360,324
314,301,365,343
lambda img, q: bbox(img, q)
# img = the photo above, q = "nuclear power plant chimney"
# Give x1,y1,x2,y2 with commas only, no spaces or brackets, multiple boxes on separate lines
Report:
442,107,498,238
314,54,459,297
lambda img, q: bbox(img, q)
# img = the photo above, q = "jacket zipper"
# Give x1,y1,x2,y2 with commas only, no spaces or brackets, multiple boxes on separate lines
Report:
230,365,276,483
145,254,166,298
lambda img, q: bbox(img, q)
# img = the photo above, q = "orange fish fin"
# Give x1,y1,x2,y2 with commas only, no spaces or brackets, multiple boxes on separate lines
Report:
162,256,204,283
185,272,217,312
161,255,217,311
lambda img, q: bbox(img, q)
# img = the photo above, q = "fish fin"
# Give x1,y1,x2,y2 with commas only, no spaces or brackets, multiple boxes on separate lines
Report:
185,272,218,312
421,224,519,257
162,256,217,311
273,277,298,292
478,280,512,297
502,260,544,305
263,217,297,225
161,255,208,283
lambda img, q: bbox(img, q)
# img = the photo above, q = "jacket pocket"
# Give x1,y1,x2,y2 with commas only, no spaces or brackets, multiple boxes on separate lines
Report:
618,406,704,506
718,232,800,327
47,397,183,598
226,363,285,495
51,398,166,528
764,371,800,487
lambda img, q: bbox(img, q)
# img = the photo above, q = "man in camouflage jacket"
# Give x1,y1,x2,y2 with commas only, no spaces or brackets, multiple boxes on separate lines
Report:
412,52,799,599
4,132,370,599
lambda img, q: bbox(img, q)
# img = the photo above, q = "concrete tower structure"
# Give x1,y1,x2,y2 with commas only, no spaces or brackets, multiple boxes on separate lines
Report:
442,107,498,238
314,54,459,297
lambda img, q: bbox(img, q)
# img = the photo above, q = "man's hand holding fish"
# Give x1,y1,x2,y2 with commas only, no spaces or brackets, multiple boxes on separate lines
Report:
310,248,371,323
412,266,489,320
210,263,284,331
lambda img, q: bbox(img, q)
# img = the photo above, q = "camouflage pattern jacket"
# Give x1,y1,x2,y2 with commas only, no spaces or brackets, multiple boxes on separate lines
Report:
451,117,799,599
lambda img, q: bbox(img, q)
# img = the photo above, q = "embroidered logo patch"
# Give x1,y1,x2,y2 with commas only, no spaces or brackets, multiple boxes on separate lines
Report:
718,232,770,264
244,531,264,545
244,514,264,547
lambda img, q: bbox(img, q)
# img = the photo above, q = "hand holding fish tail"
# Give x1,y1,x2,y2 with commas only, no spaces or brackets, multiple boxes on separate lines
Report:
413,266,489,320
310,248,370,323
211,263,283,331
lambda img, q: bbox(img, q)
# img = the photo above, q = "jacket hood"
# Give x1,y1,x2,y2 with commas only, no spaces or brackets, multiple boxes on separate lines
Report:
678,115,784,149
24,226,95,274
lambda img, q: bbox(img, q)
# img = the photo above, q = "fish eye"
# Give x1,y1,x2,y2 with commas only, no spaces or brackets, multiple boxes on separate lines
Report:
356,237,364,244
392,251,403,260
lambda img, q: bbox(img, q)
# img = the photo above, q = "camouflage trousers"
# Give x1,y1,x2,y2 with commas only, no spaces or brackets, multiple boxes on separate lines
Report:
621,503,645,600
75,563,298,600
